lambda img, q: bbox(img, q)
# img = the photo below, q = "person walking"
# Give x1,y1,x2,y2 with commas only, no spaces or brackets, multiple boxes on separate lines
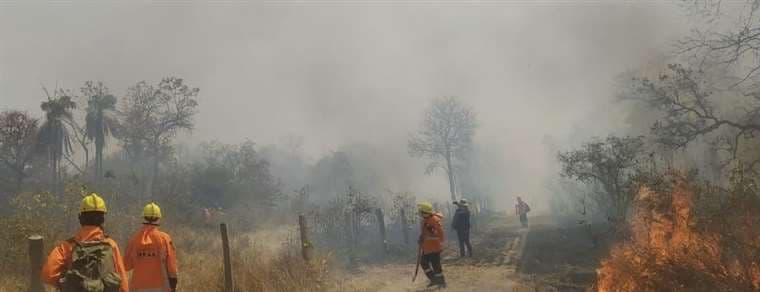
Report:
417,202,447,288
41,193,128,292
452,199,473,258
124,202,178,292
515,196,531,228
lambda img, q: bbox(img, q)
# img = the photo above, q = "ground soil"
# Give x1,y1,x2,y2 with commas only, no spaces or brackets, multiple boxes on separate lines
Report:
331,212,523,292
330,212,610,292
518,217,612,292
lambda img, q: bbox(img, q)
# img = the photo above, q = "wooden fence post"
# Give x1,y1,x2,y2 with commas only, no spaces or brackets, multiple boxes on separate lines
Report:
220,223,234,292
28,235,44,292
375,208,388,253
400,208,409,245
299,215,313,262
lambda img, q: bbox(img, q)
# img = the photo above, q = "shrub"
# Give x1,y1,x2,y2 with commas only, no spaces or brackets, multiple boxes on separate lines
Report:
596,171,760,292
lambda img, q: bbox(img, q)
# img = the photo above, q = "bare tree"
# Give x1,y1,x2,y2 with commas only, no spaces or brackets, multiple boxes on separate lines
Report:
632,64,760,172
409,97,477,201
620,1,760,174
0,111,40,191
119,77,199,197
679,0,760,86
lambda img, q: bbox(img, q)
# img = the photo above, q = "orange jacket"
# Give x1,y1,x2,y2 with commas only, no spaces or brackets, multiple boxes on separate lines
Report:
124,224,178,291
420,212,445,254
41,226,129,292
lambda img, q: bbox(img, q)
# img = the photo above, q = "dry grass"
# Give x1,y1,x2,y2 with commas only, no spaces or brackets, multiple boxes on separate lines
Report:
174,225,332,292
0,221,331,292
0,274,25,292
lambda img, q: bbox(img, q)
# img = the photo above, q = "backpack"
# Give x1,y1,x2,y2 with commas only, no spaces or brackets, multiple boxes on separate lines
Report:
59,238,122,292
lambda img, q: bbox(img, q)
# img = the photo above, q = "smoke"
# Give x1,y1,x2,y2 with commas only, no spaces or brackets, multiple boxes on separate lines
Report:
0,1,689,210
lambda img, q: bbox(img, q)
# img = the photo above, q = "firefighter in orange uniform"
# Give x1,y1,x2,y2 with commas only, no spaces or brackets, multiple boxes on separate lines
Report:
125,202,178,292
41,193,129,292
417,202,447,288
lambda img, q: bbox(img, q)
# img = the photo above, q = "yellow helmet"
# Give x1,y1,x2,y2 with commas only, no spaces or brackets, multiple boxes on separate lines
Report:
143,202,162,219
80,193,107,213
417,202,433,214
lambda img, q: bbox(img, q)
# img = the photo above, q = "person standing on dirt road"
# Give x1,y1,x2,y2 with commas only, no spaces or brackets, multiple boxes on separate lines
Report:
417,202,447,288
125,202,178,292
452,199,473,258
41,193,129,292
515,196,531,228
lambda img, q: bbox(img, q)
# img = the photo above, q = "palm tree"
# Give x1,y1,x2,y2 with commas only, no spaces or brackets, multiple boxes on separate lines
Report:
85,92,118,179
38,93,76,190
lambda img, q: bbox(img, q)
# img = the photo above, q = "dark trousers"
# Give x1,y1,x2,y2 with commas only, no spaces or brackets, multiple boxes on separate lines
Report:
519,214,528,227
420,252,445,284
456,229,473,257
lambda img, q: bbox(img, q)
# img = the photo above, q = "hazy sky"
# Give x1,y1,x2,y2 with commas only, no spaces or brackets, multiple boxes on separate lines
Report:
0,1,691,207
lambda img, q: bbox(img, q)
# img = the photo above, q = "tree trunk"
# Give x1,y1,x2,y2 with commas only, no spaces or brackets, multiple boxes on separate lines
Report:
15,174,23,192
95,141,102,180
12,165,25,192
57,159,64,194
144,159,158,199
50,152,57,192
445,153,456,202
375,208,388,253
78,137,89,179
400,208,409,245
84,146,89,178
145,141,160,198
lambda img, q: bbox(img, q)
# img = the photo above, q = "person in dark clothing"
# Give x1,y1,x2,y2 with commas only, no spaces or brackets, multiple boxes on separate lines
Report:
452,199,473,258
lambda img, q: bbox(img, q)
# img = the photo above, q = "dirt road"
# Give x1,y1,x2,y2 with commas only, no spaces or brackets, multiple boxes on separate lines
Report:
330,212,533,292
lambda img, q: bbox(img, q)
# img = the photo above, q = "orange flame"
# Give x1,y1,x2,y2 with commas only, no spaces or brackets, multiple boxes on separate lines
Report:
595,174,760,292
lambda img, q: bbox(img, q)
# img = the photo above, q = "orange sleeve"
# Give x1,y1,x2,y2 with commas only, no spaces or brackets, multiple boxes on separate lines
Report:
108,240,130,292
164,233,178,277
40,242,69,286
123,235,135,272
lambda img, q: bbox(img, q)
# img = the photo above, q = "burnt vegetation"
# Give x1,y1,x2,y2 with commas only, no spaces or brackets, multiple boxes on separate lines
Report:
550,1,760,291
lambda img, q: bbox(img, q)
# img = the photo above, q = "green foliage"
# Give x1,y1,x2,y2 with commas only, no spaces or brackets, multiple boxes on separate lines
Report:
190,140,283,211
118,77,199,196
0,110,42,194
0,189,77,274
558,135,648,222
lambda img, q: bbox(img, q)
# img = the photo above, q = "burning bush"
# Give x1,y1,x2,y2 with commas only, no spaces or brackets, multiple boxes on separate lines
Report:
596,172,760,292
